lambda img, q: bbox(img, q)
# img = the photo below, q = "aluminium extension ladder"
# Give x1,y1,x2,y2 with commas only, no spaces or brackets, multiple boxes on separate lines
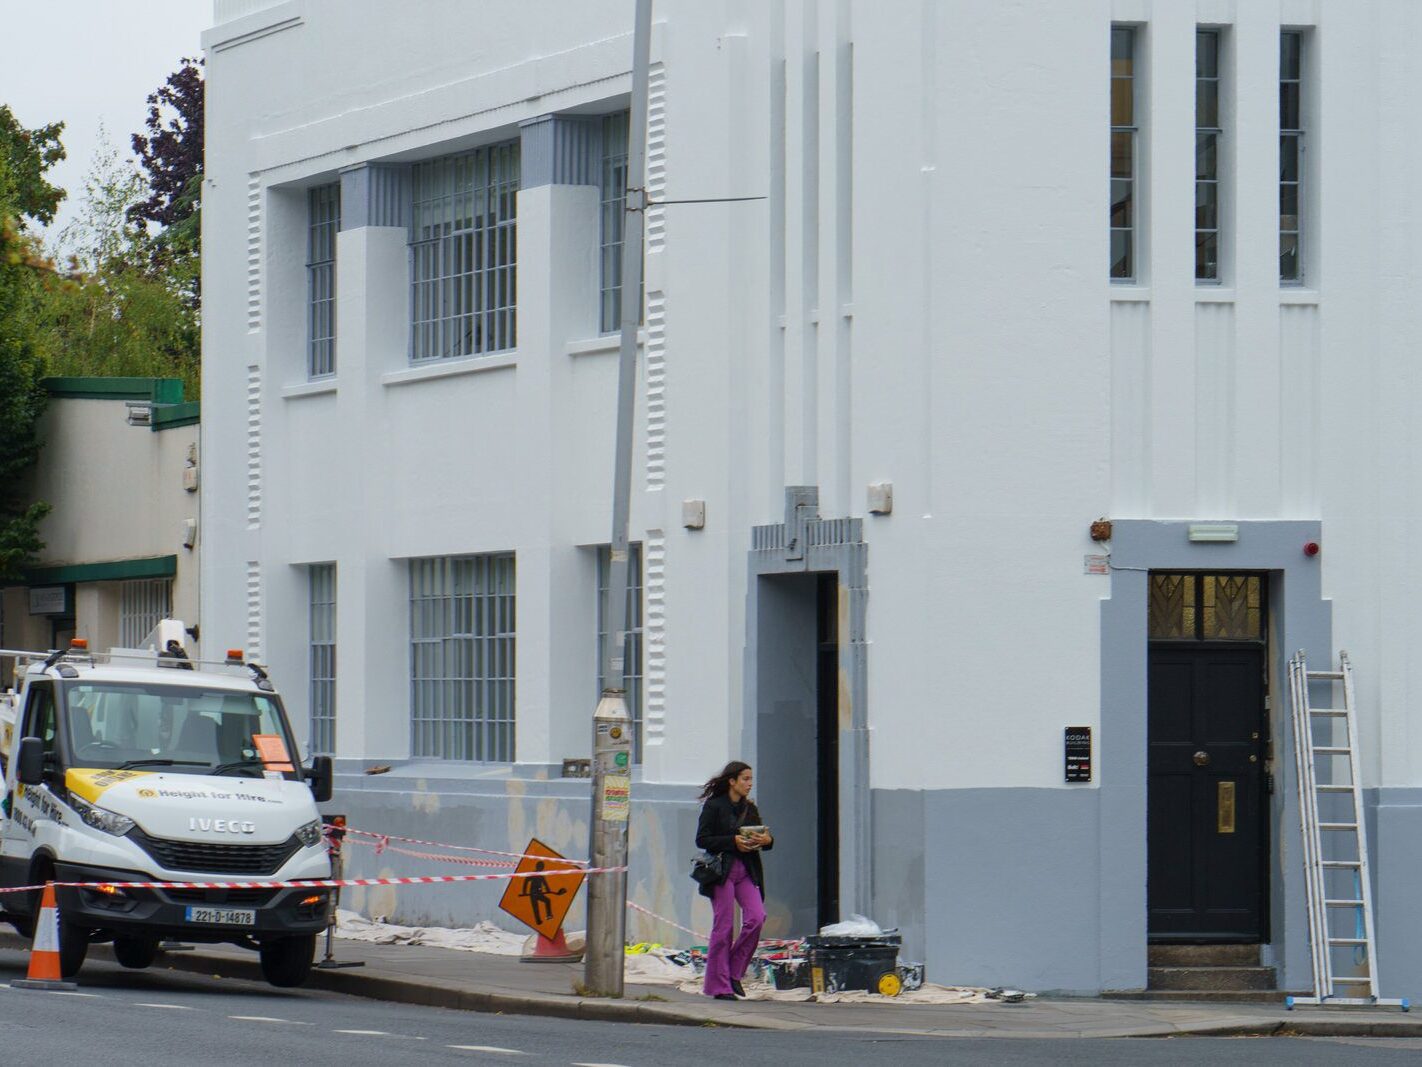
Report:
1286,651,1408,1010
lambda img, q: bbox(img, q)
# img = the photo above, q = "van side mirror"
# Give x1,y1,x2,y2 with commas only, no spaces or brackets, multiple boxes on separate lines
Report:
306,755,333,803
16,737,45,785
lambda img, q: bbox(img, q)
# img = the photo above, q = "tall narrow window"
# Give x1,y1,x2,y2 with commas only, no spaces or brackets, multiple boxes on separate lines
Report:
600,112,630,333
309,564,336,755
1110,26,1137,281
596,544,643,762
410,143,519,361
119,579,172,647
1195,30,1222,282
1279,31,1303,282
409,554,516,761
307,183,340,377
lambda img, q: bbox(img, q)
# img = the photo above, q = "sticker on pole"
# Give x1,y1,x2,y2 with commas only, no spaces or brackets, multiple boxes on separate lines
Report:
497,838,586,939
600,775,631,822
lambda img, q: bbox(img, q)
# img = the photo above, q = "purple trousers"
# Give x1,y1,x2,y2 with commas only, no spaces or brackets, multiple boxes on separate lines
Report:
703,856,766,997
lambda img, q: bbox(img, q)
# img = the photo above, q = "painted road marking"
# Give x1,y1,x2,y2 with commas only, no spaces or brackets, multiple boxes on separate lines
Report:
229,1016,308,1024
46,991,100,997
572,1063,633,1066
447,1047,527,1055
136,1003,196,1010
334,1030,390,1036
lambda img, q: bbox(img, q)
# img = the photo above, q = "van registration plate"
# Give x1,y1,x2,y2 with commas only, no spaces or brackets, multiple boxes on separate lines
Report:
185,906,256,926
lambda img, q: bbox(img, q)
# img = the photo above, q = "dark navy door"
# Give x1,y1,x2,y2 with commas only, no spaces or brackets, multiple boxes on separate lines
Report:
1147,574,1268,941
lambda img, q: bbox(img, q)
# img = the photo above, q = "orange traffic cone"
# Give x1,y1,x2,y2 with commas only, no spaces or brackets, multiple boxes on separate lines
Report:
521,928,583,963
12,882,78,990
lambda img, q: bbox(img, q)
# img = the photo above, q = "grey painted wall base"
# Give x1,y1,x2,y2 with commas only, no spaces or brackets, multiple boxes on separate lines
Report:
323,771,704,943
1371,788,1422,999
878,787,1104,993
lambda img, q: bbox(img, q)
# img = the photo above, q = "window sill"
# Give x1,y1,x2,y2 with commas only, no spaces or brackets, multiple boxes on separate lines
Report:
1279,288,1320,305
566,329,647,357
1195,289,1236,304
281,378,338,400
382,352,518,387
1109,286,1151,303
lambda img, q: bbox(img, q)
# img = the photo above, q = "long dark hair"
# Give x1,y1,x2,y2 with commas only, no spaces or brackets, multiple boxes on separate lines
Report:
698,760,751,802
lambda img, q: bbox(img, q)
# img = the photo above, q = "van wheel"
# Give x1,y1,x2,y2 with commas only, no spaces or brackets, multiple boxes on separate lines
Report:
113,936,159,969
259,934,315,988
58,917,89,978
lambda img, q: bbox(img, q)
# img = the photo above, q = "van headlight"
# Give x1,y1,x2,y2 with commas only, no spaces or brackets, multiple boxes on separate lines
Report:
70,794,136,837
295,819,323,848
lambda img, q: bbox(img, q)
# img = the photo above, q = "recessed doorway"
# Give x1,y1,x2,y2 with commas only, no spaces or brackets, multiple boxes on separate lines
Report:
1147,572,1270,941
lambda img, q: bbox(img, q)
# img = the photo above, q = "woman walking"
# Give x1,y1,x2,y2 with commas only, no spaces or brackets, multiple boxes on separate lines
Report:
696,760,773,1000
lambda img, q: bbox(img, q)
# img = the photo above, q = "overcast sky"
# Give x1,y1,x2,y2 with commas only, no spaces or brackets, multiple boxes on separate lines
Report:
0,0,212,238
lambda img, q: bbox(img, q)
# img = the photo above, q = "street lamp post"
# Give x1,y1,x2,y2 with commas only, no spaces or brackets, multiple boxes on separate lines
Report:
584,0,653,998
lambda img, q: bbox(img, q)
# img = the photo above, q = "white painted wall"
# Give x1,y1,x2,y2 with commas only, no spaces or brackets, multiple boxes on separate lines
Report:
202,0,1422,794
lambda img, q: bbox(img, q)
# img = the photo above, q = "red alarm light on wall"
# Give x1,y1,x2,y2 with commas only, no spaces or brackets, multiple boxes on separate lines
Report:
1303,541,1320,557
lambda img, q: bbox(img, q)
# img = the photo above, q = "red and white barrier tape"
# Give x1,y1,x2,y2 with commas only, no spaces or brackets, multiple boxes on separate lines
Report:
340,835,518,869
626,900,707,942
0,865,625,896
333,826,589,867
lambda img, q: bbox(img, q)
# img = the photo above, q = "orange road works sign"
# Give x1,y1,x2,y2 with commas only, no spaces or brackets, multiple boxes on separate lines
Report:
498,838,586,939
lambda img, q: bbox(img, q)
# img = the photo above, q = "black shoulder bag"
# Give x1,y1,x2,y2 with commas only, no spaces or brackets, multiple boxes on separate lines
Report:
690,802,745,889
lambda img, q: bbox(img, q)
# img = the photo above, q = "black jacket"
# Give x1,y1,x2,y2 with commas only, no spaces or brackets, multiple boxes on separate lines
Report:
695,793,772,897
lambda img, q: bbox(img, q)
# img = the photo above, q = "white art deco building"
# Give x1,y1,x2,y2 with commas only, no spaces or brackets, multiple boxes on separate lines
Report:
202,0,1422,995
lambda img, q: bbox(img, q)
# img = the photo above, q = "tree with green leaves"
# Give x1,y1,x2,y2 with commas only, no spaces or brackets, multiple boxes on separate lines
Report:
0,104,61,580
40,130,199,395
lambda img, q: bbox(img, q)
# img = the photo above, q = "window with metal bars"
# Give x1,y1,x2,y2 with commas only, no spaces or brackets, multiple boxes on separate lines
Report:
409,554,516,761
600,112,629,333
309,564,336,755
409,144,519,361
307,183,340,377
1280,31,1303,283
1196,29,1222,282
1110,25,1138,281
596,544,643,762
119,579,172,647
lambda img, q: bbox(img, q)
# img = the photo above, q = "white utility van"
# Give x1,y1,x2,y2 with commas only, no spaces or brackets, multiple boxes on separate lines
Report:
0,623,333,986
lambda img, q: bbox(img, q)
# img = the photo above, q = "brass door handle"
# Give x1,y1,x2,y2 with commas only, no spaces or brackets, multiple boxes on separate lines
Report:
1193,750,1211,767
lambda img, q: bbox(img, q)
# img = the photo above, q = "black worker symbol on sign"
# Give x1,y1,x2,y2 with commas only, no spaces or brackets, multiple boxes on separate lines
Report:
518,861,568,926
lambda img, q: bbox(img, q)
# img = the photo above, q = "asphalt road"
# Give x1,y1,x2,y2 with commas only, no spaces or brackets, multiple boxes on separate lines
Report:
0,949,1418,1066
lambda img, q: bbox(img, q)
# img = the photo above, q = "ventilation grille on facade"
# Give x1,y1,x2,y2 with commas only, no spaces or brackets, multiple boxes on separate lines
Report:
645,63,667,253
246,175,262,330
642,529,666,750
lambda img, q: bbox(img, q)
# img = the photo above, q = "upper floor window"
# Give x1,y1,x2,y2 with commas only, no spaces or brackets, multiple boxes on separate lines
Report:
1279,31,1303,283
410,143,519,361
1195,30,1222,282
600,112,630,333
307,183,340,377
1110,26,1138,281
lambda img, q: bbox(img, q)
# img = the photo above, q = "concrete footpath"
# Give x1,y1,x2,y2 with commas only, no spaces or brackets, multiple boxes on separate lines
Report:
8,931,1418,1041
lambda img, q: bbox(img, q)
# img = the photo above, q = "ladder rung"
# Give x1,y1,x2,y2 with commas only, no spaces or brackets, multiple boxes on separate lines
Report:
1328,938,1368,946
1309,709,1348,716
1321,860,1360,868
1319,823,1358,830
1331,977,1373,984
1312,746,1351,755
1316,785,1355,792
1308,671,1346,680
1325,899,1365,906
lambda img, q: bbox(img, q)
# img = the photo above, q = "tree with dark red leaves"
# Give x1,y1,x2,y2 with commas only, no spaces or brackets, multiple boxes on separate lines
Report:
130,57,203,234
129,57,202,316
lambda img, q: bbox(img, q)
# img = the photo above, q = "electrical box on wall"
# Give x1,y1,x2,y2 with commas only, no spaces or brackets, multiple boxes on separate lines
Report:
183,465,199,492
181,518,197,549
